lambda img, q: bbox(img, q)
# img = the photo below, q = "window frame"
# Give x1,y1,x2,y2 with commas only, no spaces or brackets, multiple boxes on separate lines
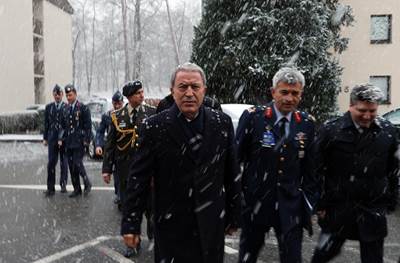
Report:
369,75,391,104
370,14,392,44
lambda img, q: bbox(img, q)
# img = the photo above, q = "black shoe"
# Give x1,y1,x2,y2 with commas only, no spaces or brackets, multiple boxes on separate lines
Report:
43,190,55,197
113,196,120,204
124,244,140,258
84,183,92,196
69,191,82,198
60,186,67,193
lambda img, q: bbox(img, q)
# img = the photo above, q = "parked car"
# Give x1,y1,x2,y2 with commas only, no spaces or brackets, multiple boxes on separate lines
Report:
221,104,253,133
382,108,400,129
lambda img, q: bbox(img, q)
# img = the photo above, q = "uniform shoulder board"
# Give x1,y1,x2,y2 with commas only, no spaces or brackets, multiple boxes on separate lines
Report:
246,106,256,113
307,113,316,122
324,115,341,125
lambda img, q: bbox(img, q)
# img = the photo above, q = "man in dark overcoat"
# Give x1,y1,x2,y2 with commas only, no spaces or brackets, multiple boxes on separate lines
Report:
60,84,92,198
121,62,241,263
236,67,318,263
43,84,68,196
311,84,399,263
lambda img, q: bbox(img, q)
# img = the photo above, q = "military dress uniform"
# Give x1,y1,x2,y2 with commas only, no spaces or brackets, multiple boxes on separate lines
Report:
311,112,399,263
44,100,68,193
61,99,92,197
236,103,318,263
102,103,156,236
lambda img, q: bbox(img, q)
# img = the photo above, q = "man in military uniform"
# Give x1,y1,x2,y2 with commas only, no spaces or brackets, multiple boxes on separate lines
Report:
102,80,156,256
43,84,68,196
60,84,92,198
311,84,399,263
95,91,124,204
236,67,318,263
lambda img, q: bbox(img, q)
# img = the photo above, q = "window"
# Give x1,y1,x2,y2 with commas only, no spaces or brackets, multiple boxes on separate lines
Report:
369,76,391,104
370,15,392,44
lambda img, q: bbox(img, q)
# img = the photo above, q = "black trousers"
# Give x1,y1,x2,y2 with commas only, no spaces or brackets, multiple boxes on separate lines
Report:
238,222,303,263
311,232,384,263
47,141,68,191
66,147,90,192
117,157,153,239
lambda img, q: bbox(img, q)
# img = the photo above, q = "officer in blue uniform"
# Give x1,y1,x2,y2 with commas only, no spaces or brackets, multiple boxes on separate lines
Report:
60,84,93,198
43,84,68,196
236,67,318,263
95,90,124,204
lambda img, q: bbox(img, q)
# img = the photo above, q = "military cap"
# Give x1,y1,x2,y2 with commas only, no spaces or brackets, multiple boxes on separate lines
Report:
122,80,142,97
112,90,124,102
64,84,76,93
53,84,62,94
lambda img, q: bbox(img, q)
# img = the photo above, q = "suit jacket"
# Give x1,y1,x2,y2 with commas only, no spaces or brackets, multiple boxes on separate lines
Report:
121,105,241,263
102,103,156,173
43,101,65,143
236,103,317,235
314,111,399,241
60,100,92,149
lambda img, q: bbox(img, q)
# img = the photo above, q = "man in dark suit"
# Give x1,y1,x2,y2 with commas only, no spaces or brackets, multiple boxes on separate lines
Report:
121,62,241,263
311,84,399,263
95,91,124,204
43,84,68,196
102,80,156,256
60,84,92,198
236,67,318,263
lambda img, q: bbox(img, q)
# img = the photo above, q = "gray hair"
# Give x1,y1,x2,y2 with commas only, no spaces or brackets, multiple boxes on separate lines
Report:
170,62,207,88
350,84,384,105
272,67,305,89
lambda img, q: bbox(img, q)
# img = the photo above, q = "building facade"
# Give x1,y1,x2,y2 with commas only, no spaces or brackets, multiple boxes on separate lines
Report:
0,0,73,112
338,0,400,114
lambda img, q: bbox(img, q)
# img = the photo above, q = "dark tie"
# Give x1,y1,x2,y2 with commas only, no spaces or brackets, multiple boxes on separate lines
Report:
279,118,287,138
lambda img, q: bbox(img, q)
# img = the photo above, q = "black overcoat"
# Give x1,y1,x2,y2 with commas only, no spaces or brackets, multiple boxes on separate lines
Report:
314,111,399,241
121,105,241,263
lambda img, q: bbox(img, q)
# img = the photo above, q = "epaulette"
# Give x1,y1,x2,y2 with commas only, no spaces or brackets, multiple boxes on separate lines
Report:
324,116,341,125
246,106,257,113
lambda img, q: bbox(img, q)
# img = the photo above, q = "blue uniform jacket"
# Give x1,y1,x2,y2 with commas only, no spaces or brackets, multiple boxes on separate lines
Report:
60,100,92,149
95,111,112,148
43,102,65,143
236,103,318,235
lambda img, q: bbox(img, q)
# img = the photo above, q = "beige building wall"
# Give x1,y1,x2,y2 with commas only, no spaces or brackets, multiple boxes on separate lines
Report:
0,0,35,112
43,1,73,103
338,0,400,114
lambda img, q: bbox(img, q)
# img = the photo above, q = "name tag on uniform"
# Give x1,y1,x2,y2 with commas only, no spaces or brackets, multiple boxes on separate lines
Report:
119,121,126,128
261,130,276,148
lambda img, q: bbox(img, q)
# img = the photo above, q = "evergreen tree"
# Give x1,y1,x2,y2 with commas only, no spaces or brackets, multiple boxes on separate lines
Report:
192,0,353,121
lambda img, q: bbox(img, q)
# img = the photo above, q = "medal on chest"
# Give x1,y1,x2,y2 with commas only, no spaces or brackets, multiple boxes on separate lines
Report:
261,125,276,147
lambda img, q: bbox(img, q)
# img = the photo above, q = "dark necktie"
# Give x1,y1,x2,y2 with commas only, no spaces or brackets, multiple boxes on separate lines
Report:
279,118,287,138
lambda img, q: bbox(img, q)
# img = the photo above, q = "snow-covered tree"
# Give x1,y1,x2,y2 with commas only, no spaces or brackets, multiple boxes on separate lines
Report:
192,0,353,121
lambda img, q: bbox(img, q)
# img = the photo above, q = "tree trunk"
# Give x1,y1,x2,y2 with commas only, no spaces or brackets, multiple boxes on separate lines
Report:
165,0,180,65
121,0,130,82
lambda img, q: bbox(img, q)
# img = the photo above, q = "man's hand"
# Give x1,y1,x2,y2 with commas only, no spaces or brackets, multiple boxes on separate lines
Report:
102,173,111,184
95,147,103,156
57,140,62,147
123,234,141,248
43,140,48,146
